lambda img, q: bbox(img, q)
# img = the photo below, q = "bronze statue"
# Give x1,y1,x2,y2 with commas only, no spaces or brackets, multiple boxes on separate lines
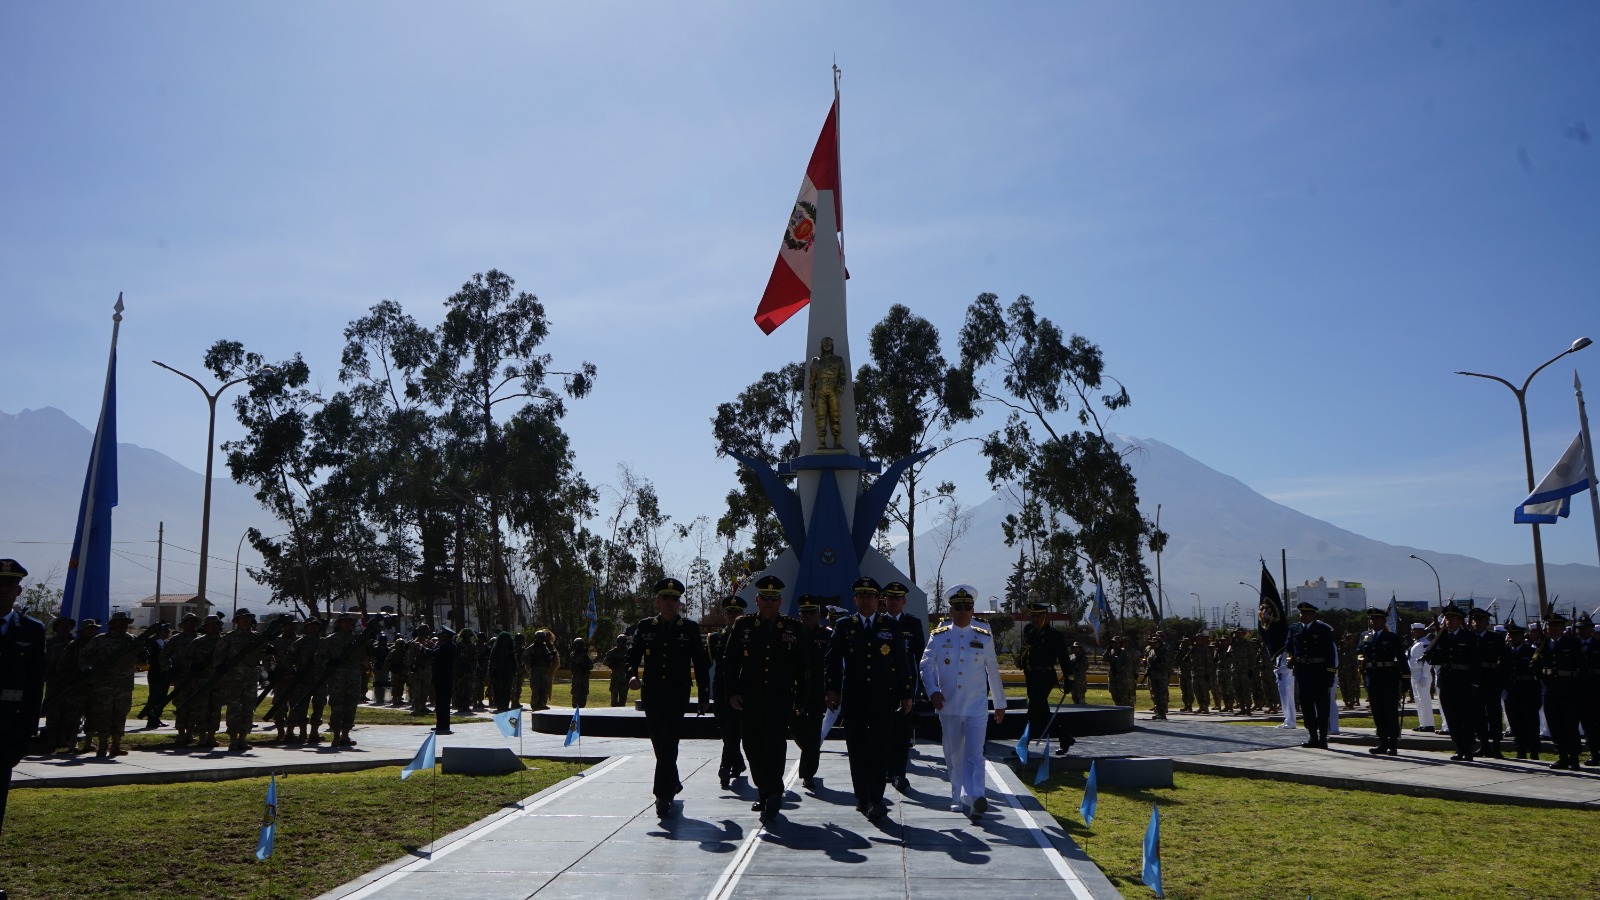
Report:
809,336,846,450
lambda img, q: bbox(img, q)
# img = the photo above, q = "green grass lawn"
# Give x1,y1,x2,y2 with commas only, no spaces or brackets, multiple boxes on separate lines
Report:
1029,770,1600,899
0,761,587,900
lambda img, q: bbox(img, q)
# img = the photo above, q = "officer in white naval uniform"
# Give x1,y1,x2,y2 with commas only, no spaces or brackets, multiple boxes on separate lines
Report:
920,584,1005,821
1407,622,1438,732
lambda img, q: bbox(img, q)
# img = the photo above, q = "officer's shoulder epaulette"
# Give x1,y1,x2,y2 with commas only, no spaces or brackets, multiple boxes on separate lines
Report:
930,623,952,636
972,625,992,636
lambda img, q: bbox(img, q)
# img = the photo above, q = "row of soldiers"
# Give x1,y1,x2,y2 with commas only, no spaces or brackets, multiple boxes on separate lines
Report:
372,626,631,715
1170,630,1282,716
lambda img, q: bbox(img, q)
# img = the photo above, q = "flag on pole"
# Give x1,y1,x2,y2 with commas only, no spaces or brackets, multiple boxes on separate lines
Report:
585,587,598,640
493,708,522,738
1080,760,1098,826
62,295,123,626
400,732,436,780
1033,738,1052,785
753,98,842,334
1142,804,1164,897
255,774,277,861
1013,722,1030,764
1088,579,1110,646
564,708,581,747
1515,432,1593,524
1256,562,1288,659
1387,593,1399,635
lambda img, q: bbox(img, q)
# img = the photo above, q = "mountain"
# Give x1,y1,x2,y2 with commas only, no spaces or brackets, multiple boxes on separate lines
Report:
0,407,274,607
897,434,1600,617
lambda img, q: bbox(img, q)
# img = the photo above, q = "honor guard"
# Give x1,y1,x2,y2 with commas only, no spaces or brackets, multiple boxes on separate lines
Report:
723,575,803,824
708,593,748,789
1017,600,1071,756
920,584,1006,821
1286,601,1338,749
1535,612,1583,768
824,576,913,822
1501,620,1543,760
792,594,833,789
1422,603,1480,761
626,577,712,818
1467,606,1508,758
1356,606,1407,755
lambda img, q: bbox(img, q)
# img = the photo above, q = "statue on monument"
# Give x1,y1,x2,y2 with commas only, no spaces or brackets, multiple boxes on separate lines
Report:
809,336,847,451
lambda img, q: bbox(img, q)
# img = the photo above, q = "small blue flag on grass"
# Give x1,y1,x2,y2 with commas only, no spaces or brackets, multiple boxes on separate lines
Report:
493,708,522,738
255,774,277,861
1034,738,1052,785
401,732,436,780
1013,722,1030,764
564,708,581,747
1080,760,1098,827
1142,803,1164,897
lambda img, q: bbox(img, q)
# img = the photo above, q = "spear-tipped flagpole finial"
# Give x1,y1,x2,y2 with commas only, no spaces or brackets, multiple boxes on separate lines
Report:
113,292,124,321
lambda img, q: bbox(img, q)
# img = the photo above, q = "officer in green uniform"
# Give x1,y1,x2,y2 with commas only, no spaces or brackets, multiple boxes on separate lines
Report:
792,594,832,789
707,595,747,789
626,577,711,818
724,575,803,824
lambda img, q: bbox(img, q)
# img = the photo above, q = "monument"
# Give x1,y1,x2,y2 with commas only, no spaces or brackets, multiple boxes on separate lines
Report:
730,81,932,620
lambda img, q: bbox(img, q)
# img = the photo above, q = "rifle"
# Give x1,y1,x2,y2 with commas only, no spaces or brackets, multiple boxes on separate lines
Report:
166,618,289,712
42,626,161,715
263,617,386,722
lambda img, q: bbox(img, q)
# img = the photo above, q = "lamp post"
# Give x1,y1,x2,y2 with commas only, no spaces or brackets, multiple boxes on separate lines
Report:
1409,554,1442,610
153,360,268,607
1457,336,1592,621
1508,578,1527,626
1189,592,1201,620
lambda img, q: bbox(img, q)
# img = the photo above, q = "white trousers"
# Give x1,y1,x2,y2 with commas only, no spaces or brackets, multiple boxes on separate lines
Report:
939,713,990,808
1410,667,1435,729
1327,683,1341,734
1277,658,1296,727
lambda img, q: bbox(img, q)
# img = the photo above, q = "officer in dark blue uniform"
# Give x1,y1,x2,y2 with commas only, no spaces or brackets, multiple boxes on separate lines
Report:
825,576,913,822
1017,599,1071,756
0,559,47,834
880,580,924,792
1501,620,1543,760
1286,601,1337,749
1423,603,1479,761
707,594,747,789
1572,613,1600,766
1467,606,1508,758
626,577,711,818
1536,612,1583,769
1355,606,1406,755
791,594,832,790
724,575,803,824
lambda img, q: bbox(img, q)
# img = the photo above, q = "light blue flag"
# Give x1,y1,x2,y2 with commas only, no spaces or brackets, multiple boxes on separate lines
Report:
1013,722,1030,764
1515,433,1592,524
255,774,277,861
493,708,522,738
585,587,598,640
1142,803,1164,898
62,297,121,627
1034,738,1052,785
1386,594,1399,635
564,708,581,747
400,732,436,780
1080,760,1098,826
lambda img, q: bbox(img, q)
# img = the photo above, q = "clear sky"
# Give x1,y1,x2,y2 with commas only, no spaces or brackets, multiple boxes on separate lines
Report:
3,2,1597,589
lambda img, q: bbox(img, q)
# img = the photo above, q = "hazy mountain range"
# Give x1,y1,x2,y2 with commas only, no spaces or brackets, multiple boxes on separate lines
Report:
4,407,1597,616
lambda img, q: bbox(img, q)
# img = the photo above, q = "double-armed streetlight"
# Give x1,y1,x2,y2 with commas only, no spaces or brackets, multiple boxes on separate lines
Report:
1456,336,1592,621
1409,554,1442,609
153,360,272,606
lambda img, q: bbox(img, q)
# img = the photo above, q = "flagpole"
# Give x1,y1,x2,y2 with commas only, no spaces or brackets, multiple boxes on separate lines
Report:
64,293,124,622
1576,371,1600,569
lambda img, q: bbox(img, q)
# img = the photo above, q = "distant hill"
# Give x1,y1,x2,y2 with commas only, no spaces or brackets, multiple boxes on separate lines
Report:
0,407,274,608
896,433,1600,617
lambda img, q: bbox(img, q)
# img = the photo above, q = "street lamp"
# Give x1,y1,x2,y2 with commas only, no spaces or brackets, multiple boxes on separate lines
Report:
153,360,270,606
1457,336,1592,621
1189,592,1200,619
1409,554,1442,609
1508,578,1527,625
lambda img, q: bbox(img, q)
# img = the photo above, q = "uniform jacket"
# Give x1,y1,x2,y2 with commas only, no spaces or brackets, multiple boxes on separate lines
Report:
887,613,926,692
1287,620,1338,684
625,615,710,711
824,612,912,710
1018,622,1070,683
722,613,804,710
1355,628,1407,687
0,612,47,767
919,620,1004,718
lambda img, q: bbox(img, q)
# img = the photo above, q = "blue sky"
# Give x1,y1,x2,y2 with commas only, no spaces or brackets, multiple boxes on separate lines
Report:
3,2,1597,582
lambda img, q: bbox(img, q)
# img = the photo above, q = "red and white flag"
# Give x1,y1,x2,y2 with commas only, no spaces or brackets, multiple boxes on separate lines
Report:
754,100,841,335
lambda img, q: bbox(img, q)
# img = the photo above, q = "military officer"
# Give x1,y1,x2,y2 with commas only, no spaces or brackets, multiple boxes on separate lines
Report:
1468,606,1508,758
1356,606,1407,755
1535,612,1583,768
1190,632,1215,714
320,614,368,747
1423,603,1479,761
288,618,327,744
79,610,138,758
1572,614,1600,766
1067,640,1089,705
1501,620,1542,760
792,594,832,789
920,584,1005,821
1286,601,1338,749
1143,632,1171,720
707,594,748,789
1175,637,1194,713
880,580,924,792
0,559,46,832
626,577,711,818
40,615,76,753
724,575,803,824
1406,622,1438,732
218,608,266,753
825,575,913,822
603,635,631,708
1016,600,1071,755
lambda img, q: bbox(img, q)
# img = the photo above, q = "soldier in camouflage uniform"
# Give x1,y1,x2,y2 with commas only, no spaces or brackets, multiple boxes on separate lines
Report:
1215,634,1235,711
523,629,556,711
453,629,478,714
386,631,410,707
267,616,300,742
288,618,327,743
1143,633,1171,720
183,616,225,749
1068,640,1089,705
569,637,595,709
488,631,518,711
1229,628,1257,714
1253,637,1278,714
79,611,138,758
1175,637,1194,713
1106,636,1136,707
409,626,435,715
1190,633,1215,713
218,609,270,753
603,635,631,707
164,614,201,746
320,614,368,747
41,616,79,753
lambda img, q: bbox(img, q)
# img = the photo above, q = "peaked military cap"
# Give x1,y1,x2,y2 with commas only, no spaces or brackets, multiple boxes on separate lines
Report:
233,607,256,620
721,595,748,611
851,576,882,595
1545,612,1568,625
1502,619,1525,633
1441,602,1464,617
108,610,132,622
755,575,785,597
797,594,821,611
943,583,978,607
1025,599,1051,614
1296,601,1319,612
180,612,200,624
1409,622,1426,630
0,559,27,580
1467,606,1490,621
654,577,685,597
825,605,848,617
882,581,909,597
1577,613,1595,628
1366,607,1387,617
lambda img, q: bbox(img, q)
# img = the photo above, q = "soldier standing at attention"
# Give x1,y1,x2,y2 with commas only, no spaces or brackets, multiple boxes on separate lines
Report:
1190,633,1215,714
1067,640,1089,705
1286,602,1338,749
1571,614,1600,766
288,618,327,744
1501,620,1542,760
1338,633,1361,711
386,630,410,707
163,614,200,747
1017,601,1070,755
627,577,711,818
40,616,77,753
1213,634,1234,712
139,621,173,729
320,614,368,747
1175,637,1194,713
724,575,803,824
523,629,555,711
1230,628,1257,714
920,585,1005,822
1356,607,1406,755
792,595,832,790
488,631,518,711
1107,636,1136,708
427,627,457,735
409,626,434,717
880,581,924,792
217,609,268,753
80,610,139,758
266,616,300,742
707,595,748,789
568,637,594,709
0,559,47,832
603,635,631,707
1468,607,1508,759
1535,612,1582,768
1423,603,1480,761
1143,633,1171,720
452,629,478,715
824,576,913,823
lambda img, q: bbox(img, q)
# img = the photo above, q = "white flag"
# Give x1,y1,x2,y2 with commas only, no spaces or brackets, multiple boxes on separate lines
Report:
1515,433,1593,524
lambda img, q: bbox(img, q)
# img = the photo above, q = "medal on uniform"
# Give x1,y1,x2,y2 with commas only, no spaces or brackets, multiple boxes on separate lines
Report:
879,644,889,656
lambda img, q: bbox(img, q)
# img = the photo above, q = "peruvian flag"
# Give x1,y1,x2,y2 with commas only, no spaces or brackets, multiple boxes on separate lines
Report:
754,100,841,334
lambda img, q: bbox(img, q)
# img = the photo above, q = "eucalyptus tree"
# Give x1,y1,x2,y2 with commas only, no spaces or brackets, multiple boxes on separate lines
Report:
711,362,806,577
